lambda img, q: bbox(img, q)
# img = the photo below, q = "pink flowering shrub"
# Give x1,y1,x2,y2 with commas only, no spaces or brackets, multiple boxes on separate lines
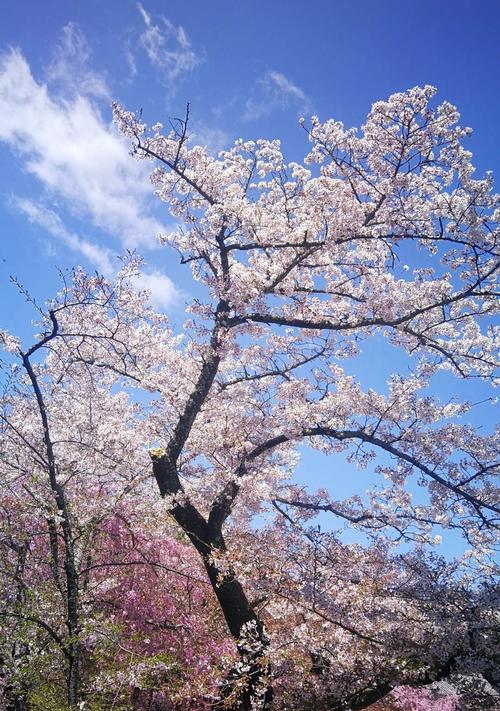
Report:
85,511,236,709
391,686,461,711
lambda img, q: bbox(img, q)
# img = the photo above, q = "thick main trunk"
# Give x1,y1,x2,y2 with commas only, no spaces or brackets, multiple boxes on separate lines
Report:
202,557,272,710
185,516,272,710
150,452,272,709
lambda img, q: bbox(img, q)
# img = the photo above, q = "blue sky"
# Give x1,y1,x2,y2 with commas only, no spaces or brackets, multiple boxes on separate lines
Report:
0,1,498,552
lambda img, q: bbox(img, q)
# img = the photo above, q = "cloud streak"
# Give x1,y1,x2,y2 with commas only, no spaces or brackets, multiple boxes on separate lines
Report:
243,70,312,121
14,197,179,310
0,41,180,311
14,198,116,276
137,3,201,83
45,22,110,99
0,48,163,249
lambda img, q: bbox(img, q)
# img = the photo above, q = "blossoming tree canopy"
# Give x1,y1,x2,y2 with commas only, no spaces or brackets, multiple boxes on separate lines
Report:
115,85,496,705
111,85,497,541
0,85,498,709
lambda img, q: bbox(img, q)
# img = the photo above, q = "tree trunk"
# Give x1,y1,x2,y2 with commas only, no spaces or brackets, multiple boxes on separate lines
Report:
67,649,80,708
184,516,272,710
21,350,82,708
151,453,272,709
65,549,80,707
202,557,272,710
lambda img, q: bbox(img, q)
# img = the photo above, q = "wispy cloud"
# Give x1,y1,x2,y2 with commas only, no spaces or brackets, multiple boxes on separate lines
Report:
13,198,179,310
13,198,116,276
0,47,163,249
125,47,138,79
243,70,312,121
190,122,230,155
134,270,180,311
136,3,201,83
45,22,110,99
0,40,180,311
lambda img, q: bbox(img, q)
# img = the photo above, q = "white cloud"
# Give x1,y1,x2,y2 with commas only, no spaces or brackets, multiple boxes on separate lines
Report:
243,70,312,121
268,71,308,103
45,22,110,99
136,3,201,83
14,197,180,310
13,197,116,276
190,122,230,155
0,48,163,249
125,48,138,79
0,44,181,311
134,270,180,311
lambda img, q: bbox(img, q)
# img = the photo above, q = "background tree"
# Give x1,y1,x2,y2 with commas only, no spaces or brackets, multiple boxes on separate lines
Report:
0,274,238,709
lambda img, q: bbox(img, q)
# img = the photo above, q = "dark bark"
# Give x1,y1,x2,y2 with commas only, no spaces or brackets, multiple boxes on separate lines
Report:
20,342,81,708
1,542,30,711
148,296,273,707
150,451,271,710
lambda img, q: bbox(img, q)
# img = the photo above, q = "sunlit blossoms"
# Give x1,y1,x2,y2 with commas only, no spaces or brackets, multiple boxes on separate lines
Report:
1,87,498,710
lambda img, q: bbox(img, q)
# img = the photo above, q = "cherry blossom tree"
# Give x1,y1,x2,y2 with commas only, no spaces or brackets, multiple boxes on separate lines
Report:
0,281,238,709
0,296,150,707
111,85,498,708
0,324,233,709
0,85,498,710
